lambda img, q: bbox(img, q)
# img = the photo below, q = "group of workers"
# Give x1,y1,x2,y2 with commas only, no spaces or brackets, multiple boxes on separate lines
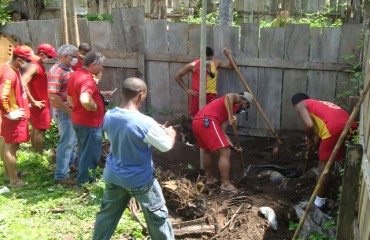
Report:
0,43,356,239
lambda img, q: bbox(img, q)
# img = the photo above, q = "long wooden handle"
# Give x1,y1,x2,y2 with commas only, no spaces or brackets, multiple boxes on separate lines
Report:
226,97,245,169
224,51,283,145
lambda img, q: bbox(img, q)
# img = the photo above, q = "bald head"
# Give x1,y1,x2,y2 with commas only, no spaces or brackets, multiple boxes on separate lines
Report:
122,77,147,99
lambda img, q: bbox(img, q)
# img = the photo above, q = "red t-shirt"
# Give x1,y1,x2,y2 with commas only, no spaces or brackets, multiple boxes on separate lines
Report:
67,69,105,127
194,96,239,125
0,63,30,118
304,99,357,139
29,61,49,108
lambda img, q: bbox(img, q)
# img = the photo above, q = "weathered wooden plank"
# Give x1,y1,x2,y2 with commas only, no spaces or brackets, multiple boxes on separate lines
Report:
282,24,309,130
239,23,259,129
336,144,362,240
88,21,114,50
28,20,57,50
111,8,126,50
306,0,318,12
337,24,363,106
145,20,170,122
168,22,188,117
188,24,212,56
308,27,340,102
118,7,145,52
102,58,137,68
52,19,62,48
213,25,239,99
2,22,31,46
77,18,90,45
257,27,285,131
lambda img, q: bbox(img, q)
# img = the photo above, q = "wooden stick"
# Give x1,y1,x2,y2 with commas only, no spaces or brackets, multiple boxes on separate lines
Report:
292,79,370,239
226,96,245,170
224,51,283,145
220,203,244,232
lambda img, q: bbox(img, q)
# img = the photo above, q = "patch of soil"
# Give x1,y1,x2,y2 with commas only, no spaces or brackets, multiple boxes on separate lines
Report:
153,129,324,240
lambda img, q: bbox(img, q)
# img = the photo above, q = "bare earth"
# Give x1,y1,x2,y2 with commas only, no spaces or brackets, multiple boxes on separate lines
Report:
152,129,324,240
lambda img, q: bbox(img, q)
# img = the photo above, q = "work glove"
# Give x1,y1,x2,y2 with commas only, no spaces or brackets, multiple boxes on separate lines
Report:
5,108,25,120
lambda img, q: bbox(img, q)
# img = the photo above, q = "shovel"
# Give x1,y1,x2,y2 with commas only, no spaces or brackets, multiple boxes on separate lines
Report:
226,97,246,178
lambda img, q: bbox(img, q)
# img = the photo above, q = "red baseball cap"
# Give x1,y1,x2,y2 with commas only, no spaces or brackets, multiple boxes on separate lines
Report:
13,45,41,61
37,43,58,58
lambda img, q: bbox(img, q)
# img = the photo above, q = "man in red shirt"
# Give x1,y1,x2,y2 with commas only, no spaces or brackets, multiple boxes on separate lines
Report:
0,45,40,187
72,43,91,71
67,51,105,186
192,92,253,193
292,93,357,209
175,47,233,119
22,43,57,154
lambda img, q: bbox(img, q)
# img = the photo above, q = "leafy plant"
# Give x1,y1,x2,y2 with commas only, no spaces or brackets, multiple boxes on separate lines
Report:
84,14,113,22
0,0,11,29
44,120,59,150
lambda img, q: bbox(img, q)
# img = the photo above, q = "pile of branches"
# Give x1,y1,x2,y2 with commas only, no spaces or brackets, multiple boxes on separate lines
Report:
159,170,208,219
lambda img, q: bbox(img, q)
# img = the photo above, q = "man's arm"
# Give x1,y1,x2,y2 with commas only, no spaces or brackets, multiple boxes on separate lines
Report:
80,92,97,111
224,93,239,125
175,62,198,96
295,101,315,140
216,48,233,69
22,64,46,109
49,93,71,114
144,124,176,152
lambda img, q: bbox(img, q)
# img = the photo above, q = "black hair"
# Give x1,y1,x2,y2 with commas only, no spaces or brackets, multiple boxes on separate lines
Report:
83,51,104,67
206,47,214,57
291,93,310,106
79,43,91,52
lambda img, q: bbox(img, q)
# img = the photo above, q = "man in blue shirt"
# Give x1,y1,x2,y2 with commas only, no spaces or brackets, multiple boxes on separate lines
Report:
93,77,177,240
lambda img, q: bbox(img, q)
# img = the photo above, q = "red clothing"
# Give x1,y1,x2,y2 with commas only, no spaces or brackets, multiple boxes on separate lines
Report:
0,63,29,117
192,96,239,151
29,61,49,108
304,99,357,161
304,99,356,139
29,60,51,129
189,93,216,117
0,63,30,143
67,69,105,127
47,62,73,108
72,57,83,71
191,59,218,94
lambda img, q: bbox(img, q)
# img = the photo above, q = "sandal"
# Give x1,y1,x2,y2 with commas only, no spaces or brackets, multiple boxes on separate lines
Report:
220,187,239,194
4,171,28,181
9,179,28,188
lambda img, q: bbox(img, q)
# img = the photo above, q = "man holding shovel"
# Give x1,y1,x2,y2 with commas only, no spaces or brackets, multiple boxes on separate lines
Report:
292,93,357,209
192,92,253,193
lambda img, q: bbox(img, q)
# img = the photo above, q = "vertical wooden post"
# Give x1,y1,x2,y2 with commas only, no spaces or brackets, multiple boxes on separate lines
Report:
336,144,363,240
199,0,207,169
61,0,69,44
71,0,80,46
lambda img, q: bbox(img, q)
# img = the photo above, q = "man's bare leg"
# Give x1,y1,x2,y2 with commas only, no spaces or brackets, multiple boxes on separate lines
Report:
31,129,46,154
4,142,25,187
202,149,215,183
0,136,7,177
218,147,237,192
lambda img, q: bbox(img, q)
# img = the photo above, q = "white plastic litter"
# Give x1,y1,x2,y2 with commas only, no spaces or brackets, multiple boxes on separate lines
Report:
259,206,278,230
0,186,10,194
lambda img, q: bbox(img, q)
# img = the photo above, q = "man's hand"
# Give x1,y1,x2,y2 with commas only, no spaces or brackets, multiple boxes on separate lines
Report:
32,100,46,109
5,108,25,120
185,89,198,97
223,48,231,55
229,115,237,126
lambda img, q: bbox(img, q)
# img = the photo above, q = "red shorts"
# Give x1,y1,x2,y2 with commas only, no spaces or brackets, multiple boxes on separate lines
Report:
29,106,51,129
189,93,217,117
319,132,345,161
1,117,29,144
192,119,230,151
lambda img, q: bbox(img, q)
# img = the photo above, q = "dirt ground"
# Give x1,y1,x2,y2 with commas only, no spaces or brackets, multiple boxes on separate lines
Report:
152,128,327,240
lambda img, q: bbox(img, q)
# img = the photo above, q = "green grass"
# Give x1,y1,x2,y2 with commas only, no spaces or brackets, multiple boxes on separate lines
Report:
0,144,146,240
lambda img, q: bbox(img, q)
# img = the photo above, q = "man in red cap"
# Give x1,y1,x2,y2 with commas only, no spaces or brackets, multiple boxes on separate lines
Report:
22,43,57,154
0,45,40,187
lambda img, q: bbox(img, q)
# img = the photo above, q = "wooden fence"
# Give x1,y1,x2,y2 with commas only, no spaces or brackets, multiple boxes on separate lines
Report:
1,7,363,136
234,0,349,23
358,30,370,240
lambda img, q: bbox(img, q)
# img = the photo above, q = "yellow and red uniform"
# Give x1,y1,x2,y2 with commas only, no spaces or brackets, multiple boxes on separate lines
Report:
189,59,219,117
304,99,357,160
0,63,30,143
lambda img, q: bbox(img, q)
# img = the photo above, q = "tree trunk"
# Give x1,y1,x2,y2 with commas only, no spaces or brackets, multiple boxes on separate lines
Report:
218,0,233,26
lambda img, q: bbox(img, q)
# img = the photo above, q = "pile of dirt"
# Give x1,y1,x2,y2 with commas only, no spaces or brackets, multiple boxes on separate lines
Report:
153,129,326,239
